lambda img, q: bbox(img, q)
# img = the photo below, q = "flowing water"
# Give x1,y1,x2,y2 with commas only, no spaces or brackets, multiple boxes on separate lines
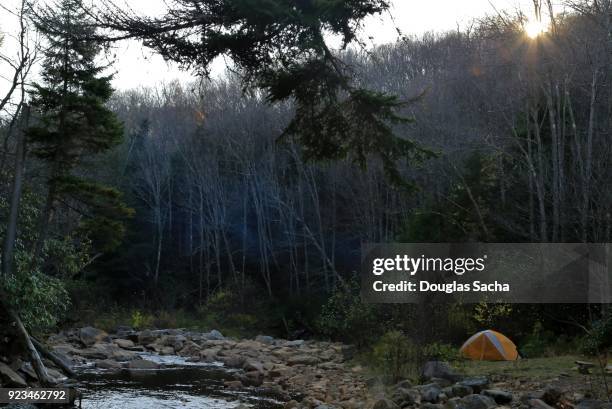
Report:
75,353,284,409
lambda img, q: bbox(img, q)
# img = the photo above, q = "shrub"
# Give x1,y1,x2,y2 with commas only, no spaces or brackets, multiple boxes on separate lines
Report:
372,330,418,383
131,309,155,329
422,342,460,362
2,269,69,331
317,279,382,346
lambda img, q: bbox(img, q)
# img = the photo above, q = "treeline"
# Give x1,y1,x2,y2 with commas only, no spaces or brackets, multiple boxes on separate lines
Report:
1,0,611,341
84,7,612,312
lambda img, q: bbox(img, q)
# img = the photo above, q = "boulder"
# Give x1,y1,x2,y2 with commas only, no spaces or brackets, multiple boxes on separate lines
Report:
79,327,108,347
159,346,175,355
137,330,157,345
160,334,187,350
284,400,299,409
528,398,556,409
372,398,400,409
458,377,489,394
96,359,122,370
220,354,246,368
286,340,305,347
542,387,564,405
0,361,27,387
392,387,421,406
178,340,200,357
255,335,275,345
422,361,461,382
128,359,159,370
395,379,413,389
422,404,445,409
204,330,225,340
482,389,513,404
223,380,243,388
114,339,135,349
576,400,609,409
419,383,443,403
243,360,264,373
288,355,320,366
457,394,496,409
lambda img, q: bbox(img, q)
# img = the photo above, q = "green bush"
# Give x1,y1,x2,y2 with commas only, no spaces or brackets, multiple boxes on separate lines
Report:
132,310,155,329
317,279,382,346
2,269,69,331
372,330,418,383
422,342,460,362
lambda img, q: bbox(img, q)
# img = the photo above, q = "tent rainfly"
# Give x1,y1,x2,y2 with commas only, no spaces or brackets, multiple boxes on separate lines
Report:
459,329,519,361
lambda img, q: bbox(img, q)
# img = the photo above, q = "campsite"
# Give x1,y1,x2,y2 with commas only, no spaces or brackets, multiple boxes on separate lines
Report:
0,0,611,407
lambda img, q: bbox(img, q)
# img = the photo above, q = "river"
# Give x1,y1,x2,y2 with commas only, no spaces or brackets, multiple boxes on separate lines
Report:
74,353,284,408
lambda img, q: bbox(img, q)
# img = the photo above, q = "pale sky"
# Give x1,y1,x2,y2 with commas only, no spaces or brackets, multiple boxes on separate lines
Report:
0,0,559,97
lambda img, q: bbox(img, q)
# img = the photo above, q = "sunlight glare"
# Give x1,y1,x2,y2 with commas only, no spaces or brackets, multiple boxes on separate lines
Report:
524,19,547,38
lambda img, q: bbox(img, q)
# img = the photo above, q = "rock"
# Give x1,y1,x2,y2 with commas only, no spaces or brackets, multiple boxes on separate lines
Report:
128,359,159,370
91,343,138,361
284,400,299,409
159,346,175,355
74,347,109,360
255,335,275,344
430,377,453,388
286,340,305,347
223,380,243,388
576,400,607,409
178,340,200,356
482,389,513,404
137,330,157,345
422,361,461,382
288,355,320,366
457,394,496,409
220,355,246,368
542,387,564,405
392,387,421,406
240,370,263,387
419,383,443,403
115,325,135,340
114,339,135,349
243,360,264,373
372,398,399,409
446,398,460,409
423,404,446,409
79,327,108,347
0,361,27,387
528,398,556,409
395,379,413,389
204,330,225,340
161,334,187,350
96,359,122,369
46,367,67,383
458,377,489,394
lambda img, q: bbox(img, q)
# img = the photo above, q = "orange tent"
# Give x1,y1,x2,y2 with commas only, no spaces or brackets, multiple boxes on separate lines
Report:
460,330,519,361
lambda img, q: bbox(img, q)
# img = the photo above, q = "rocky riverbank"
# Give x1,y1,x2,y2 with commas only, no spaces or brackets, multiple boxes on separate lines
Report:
1,326,611,409
45,326,368,407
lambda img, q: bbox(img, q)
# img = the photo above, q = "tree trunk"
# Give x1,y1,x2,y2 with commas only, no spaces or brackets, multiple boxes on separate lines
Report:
2,105,29,277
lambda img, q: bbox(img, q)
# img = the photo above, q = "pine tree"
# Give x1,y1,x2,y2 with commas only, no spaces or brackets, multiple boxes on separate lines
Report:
93,0,434,184
28,0,128,259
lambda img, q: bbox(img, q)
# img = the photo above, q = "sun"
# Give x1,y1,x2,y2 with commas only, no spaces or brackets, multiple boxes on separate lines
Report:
524,19,548,38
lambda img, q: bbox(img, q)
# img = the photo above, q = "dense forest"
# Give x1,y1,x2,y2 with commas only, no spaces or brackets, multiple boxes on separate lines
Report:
1,0,611,357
